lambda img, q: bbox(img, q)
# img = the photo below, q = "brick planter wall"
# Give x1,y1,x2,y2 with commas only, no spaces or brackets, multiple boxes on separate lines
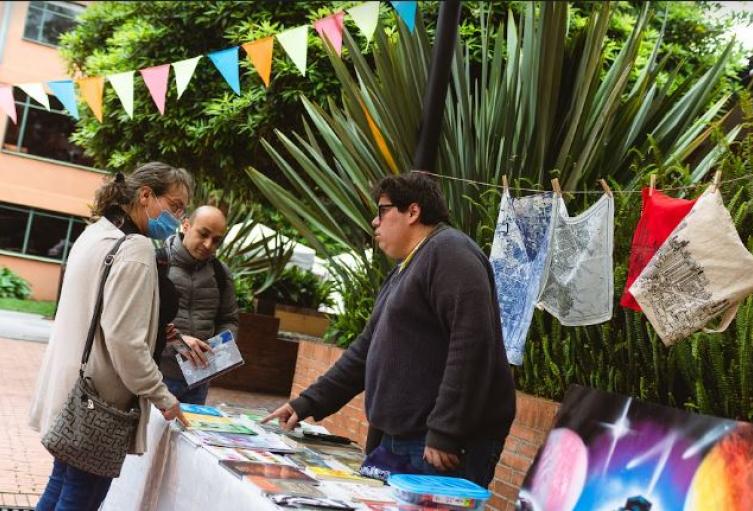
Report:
291,339,560,511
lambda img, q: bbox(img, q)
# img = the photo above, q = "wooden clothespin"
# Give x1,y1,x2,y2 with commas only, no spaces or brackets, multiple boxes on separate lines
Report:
551,178,562,196
598,178,612,197
502,174,509,191
712,170,722,192
649,174,656,197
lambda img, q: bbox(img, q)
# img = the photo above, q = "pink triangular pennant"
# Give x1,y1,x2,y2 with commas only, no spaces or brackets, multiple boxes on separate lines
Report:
139,64,170,115
314,12,345,56
0,86,16,124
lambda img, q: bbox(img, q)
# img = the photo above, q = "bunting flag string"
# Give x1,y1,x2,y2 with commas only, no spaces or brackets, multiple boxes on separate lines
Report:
0,1,418,123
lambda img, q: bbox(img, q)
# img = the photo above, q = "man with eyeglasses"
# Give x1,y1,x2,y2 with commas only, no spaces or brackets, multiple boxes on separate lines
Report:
264,172,516,489
158,205,239,404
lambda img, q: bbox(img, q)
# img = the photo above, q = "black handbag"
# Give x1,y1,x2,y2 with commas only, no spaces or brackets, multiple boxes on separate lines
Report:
42,236,141,478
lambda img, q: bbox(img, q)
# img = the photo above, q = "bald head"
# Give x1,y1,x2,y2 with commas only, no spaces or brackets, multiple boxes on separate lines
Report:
181,205,227,261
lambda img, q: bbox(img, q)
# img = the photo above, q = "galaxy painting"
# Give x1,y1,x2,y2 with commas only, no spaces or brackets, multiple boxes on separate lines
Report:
516,385,753,511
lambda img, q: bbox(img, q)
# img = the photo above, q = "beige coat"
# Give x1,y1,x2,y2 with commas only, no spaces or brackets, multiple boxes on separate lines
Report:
29,217,177,454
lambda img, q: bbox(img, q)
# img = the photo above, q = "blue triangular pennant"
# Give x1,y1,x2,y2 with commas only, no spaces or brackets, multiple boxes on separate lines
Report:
208,47,240,95
389,1,417,32
47,80,79,120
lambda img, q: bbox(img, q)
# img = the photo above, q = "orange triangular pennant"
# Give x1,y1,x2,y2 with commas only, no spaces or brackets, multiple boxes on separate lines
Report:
76,76,105,122
242,37,274,88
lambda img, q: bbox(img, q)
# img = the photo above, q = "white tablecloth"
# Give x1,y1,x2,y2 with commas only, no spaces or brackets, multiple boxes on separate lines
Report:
102,406,280,511
102,407,388,511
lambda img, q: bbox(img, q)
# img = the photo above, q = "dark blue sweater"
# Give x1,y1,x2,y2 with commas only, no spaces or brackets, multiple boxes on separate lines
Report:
290,225,516,453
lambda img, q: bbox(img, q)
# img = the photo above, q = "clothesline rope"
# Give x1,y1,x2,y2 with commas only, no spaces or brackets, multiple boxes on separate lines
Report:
411,170,753,194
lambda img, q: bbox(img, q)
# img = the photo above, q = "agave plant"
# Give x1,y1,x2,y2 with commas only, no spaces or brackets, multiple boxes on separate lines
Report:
247,2,741,343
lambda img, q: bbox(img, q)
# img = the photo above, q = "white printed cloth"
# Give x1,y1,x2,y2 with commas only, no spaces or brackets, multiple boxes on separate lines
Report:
630,187,753,346
490,191,557,365
537,193,614,326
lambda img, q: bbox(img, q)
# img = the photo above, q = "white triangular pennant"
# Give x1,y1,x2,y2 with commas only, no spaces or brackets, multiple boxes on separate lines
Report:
107,71,135,118
348,2,380,42
276,25,309,76
18,83,50,110
172,56,201,99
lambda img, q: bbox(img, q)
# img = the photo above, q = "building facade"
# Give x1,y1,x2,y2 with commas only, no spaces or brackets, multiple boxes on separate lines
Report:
0,1,102,300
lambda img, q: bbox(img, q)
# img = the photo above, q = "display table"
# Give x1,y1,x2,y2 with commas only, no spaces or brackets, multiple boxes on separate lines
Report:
102,406,383,511
102,406,279,511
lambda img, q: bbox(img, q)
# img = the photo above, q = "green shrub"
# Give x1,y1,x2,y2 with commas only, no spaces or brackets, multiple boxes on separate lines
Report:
0,267,31,300
235,266,333,312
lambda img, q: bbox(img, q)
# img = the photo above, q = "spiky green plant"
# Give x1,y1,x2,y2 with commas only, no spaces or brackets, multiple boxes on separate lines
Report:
247,2,741,347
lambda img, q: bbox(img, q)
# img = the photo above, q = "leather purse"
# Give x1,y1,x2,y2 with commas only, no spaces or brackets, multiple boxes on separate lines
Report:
42,236,141,478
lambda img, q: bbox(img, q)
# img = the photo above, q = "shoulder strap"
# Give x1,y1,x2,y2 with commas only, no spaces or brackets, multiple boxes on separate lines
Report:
211,257,227,298
79,236,129,378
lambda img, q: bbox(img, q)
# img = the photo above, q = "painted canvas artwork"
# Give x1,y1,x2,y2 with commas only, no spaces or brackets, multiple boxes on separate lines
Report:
516,385,753,511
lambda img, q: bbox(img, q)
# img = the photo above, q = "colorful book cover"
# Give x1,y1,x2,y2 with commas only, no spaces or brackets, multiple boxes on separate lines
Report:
203,445,248,461
247,477,325,498
308,467,384,486
190,430,268,450
218,460,317,483
179,403,223,417
239,449,295,466
183,413,256,435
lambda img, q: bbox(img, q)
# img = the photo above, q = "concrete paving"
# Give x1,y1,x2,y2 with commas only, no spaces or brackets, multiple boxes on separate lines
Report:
0,310,52,344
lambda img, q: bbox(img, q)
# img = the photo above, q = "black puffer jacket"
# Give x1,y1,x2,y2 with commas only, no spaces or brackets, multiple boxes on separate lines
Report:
159,234,239,380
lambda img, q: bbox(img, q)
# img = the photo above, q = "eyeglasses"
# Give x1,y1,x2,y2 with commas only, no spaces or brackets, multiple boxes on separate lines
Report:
377,203,396,220
157,194,186,218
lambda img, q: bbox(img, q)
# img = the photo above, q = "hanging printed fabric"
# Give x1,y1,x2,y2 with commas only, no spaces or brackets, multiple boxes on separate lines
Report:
630,187,753,346
490,191,557,365
620,188,697,311
537,193,615,326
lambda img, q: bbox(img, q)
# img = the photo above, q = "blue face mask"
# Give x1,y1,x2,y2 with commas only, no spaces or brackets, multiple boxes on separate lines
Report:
145,195,181,240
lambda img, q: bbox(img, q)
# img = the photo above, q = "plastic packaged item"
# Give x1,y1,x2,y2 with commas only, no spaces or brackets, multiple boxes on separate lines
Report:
387,474,491,510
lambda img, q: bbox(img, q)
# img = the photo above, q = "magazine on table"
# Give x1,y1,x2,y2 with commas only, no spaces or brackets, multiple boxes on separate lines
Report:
218,460,318,483
176,330,243,388
306,467,385,487
267,494,356,510
179,403,223,416
181,412,257,435
252,478,325,498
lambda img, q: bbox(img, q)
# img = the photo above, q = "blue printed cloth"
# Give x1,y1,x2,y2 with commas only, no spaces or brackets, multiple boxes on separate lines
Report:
490,191,557,365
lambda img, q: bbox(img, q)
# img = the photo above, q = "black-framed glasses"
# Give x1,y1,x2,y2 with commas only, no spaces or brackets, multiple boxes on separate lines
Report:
377,203,396,220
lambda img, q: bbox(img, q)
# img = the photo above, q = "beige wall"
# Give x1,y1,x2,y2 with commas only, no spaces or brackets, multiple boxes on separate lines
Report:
0,253,61,301
0,2,71,84
0,1,100,300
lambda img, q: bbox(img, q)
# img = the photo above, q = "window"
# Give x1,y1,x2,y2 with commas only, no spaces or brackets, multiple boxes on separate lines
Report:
0,202,86,262
2,89,94,167
23,1,84,47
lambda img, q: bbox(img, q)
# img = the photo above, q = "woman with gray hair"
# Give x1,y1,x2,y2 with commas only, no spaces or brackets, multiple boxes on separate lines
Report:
29,162,194,510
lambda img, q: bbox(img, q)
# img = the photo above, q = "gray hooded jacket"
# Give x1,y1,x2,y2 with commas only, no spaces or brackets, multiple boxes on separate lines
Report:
159,234,239,380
